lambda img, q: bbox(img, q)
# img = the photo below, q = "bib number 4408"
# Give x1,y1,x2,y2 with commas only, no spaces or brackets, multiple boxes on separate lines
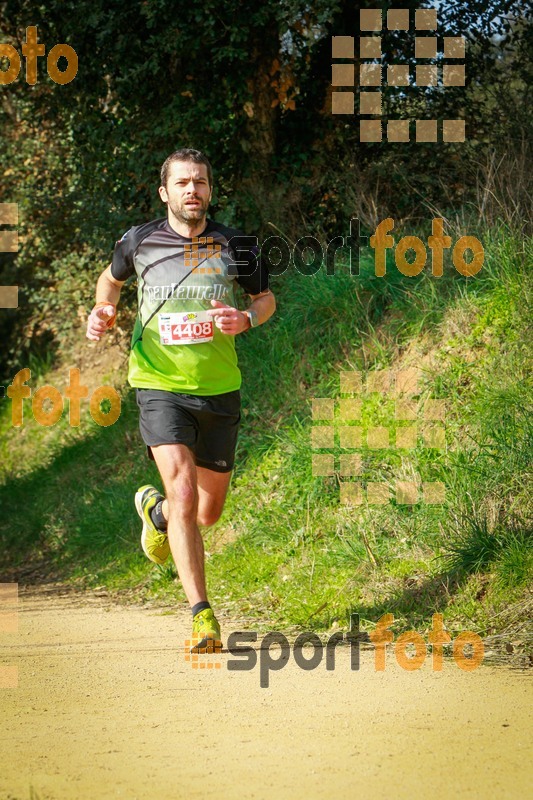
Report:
173,322,212,338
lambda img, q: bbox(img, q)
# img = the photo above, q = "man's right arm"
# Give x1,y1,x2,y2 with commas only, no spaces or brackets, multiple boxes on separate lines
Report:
86,264,125,341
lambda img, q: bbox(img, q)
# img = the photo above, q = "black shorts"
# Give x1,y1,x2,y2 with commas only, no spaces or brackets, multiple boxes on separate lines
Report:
135,388,241,473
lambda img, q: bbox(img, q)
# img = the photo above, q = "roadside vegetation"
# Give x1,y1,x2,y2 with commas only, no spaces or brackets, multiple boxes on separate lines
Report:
1,224,531,662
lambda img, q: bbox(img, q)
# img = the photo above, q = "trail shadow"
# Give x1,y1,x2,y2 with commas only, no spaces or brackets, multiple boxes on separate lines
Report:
0,388,274,585
350,571,465,630
1,391,151,582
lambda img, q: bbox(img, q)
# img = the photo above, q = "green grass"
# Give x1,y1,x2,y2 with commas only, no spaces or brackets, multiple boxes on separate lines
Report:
1,226,531,644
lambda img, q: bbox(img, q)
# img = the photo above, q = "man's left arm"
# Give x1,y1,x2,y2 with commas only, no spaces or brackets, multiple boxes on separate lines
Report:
243,288,276,330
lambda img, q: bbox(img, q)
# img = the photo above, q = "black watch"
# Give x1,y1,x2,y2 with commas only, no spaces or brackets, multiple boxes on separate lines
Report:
244,310,259,328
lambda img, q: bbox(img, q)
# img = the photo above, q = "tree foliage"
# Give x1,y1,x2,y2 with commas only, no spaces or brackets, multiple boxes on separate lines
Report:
0,0,530,366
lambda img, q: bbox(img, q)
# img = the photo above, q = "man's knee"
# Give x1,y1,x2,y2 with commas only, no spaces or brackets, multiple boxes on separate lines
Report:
197,507,223,527
167,479,197,519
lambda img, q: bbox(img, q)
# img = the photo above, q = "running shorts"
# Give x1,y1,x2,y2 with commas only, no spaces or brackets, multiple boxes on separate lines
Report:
135,388,241,473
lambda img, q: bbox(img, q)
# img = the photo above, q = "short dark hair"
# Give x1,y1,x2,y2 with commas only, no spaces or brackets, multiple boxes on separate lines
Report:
160,149,213,188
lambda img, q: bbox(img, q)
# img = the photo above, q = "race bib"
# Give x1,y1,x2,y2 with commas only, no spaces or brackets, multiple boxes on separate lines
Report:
158,311,214,345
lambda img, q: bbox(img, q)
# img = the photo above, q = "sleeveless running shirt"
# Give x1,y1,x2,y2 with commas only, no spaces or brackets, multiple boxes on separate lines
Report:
111,217,268,395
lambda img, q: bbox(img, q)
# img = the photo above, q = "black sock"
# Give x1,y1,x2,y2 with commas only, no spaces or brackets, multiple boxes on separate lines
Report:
150,500,167,532
192,601,211,617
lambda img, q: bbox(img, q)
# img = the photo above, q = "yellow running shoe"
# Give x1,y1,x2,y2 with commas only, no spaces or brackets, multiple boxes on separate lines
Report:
191,608,222,653
135,484,170,565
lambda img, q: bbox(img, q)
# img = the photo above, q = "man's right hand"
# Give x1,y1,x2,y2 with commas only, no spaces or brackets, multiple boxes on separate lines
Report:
86,304,116,341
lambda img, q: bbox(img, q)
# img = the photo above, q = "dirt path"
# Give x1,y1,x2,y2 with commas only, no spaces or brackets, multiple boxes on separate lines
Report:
1,586,531,800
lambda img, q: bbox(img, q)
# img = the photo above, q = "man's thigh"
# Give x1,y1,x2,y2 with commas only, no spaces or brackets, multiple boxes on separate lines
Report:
150,443,197,492
149,444,231,524
135,388,197,458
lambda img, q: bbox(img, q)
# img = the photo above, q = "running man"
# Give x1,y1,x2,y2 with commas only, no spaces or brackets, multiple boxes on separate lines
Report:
86,148,275,652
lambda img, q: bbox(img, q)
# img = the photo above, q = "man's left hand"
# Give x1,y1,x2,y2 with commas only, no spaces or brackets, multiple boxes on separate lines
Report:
206,300,250,335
